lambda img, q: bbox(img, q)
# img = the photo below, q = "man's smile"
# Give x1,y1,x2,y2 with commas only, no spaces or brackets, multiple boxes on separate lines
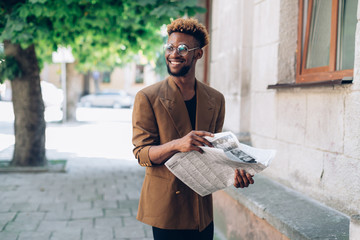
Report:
168,59,185,65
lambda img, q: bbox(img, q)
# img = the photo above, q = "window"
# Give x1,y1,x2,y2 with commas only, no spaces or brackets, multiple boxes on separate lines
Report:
135,65,144,84
297,0,357,83
102,72,111,83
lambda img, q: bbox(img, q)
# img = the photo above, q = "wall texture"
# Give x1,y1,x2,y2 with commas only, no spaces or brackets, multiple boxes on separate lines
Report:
210,0,360,218
210,0,253,141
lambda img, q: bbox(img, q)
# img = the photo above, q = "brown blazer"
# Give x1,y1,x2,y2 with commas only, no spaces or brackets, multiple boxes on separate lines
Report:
132,77,225,231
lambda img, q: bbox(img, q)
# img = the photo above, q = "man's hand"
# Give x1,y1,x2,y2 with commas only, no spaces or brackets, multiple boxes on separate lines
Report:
234,169,254,188
174,131,214,154
148,131,214,165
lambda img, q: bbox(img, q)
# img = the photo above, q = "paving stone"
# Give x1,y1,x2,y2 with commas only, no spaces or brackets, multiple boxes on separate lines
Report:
95,217,123,228
45,210,72,221
0,212,16,226
37,220,68,232
103,194,127,201
50,228,81,240
79,193,103,201
26,192,51,202
5,219,39,232
143,224,152,238
2,194,30,203
0,203,12,212
133,209,138,217
39,202,66,212
114,226,146,239
0,231,19,240
118,200,139,210
105,208,131,217
28,196,57,204
93,200,118,209
126,192,141,200
72,208,103,219
5,212,44,232
15,212,45,221
10,202,40,212
122,216,142,227
83,226,114,240
97,188,120,196
66,219,93,228
18,231,51,240
66,201,92,210
56,194,79,202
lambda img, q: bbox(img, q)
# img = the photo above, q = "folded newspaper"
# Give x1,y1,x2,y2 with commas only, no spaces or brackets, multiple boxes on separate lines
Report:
165,132,276,197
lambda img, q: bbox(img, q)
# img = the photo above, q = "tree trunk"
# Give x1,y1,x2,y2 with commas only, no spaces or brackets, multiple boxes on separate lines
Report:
66,62,83,122
4,41,46,166
83,71,91,96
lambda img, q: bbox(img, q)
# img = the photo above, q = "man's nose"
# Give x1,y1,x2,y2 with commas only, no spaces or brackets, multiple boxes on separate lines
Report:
169,48,181,57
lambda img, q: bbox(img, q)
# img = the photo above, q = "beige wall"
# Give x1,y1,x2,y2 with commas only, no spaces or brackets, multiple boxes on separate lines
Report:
40,63,62,88
210,0,253,141
210,0,360,216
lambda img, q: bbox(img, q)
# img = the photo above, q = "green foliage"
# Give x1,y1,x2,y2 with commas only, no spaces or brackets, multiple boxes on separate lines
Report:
154,35,168,79
0,0,206,73
0,51,21,83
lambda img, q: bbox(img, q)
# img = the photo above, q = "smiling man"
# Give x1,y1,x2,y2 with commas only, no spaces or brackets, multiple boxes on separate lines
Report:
132,18,254,240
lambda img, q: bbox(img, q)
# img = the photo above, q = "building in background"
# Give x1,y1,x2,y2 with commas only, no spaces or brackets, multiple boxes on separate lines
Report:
40,61,158,98
208,0,360,239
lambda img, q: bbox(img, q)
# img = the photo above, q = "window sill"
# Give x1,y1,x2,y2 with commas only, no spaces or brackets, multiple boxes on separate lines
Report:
267,77,352,89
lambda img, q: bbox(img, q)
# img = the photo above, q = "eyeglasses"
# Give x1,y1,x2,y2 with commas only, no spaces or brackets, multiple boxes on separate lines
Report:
164,44,199,56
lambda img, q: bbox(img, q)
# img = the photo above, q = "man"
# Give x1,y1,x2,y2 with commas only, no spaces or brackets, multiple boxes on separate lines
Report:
132,18,254,240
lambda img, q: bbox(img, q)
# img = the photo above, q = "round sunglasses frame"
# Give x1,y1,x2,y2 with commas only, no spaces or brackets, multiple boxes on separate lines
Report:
164,44,200,56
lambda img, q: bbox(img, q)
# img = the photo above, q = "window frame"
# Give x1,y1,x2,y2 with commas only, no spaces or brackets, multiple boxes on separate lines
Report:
135,64,145,84
297,0,354,83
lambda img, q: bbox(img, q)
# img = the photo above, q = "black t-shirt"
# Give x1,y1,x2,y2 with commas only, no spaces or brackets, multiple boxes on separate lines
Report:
185,94,196,130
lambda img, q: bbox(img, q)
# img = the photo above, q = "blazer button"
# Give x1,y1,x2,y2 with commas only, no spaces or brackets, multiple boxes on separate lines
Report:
175,191,181,194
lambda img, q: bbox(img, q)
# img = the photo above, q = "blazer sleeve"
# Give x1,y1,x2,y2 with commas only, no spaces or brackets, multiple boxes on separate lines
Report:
132,91,159,167
215,94,225,133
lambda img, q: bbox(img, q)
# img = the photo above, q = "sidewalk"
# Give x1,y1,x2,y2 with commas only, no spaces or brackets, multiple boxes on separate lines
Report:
0,117,152,240
0,152,151,240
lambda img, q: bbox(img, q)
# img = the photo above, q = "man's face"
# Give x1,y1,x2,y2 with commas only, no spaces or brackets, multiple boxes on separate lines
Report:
165,32,200,77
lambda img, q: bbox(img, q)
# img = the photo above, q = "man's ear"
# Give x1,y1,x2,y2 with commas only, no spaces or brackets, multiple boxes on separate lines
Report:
195,49,203,60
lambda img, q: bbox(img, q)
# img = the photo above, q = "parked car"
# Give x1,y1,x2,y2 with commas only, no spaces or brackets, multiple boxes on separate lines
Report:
40,81,63,108
1,80,63,108
80,91,133,108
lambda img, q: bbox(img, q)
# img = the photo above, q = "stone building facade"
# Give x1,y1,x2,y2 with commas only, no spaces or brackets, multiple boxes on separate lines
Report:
208,0,360,239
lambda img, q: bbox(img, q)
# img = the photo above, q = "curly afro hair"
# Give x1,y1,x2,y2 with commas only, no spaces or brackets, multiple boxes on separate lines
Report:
167,18,209,48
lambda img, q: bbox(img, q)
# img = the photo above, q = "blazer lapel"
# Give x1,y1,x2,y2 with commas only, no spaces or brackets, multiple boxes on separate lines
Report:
159,78,193,137
195,80,215,131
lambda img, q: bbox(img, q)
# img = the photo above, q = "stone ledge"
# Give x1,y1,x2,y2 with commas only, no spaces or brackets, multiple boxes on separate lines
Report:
223,174,350,240
350,215,360,240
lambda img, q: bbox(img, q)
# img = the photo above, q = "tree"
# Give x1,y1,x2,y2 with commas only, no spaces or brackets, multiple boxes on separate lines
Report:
0,0,206,167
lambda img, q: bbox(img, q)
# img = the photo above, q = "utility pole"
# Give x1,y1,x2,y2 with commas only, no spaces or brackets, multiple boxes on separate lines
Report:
52,46,74,123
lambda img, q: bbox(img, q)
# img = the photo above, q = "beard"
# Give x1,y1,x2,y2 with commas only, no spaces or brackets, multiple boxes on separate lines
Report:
166,64,191,77
166,56,195,77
